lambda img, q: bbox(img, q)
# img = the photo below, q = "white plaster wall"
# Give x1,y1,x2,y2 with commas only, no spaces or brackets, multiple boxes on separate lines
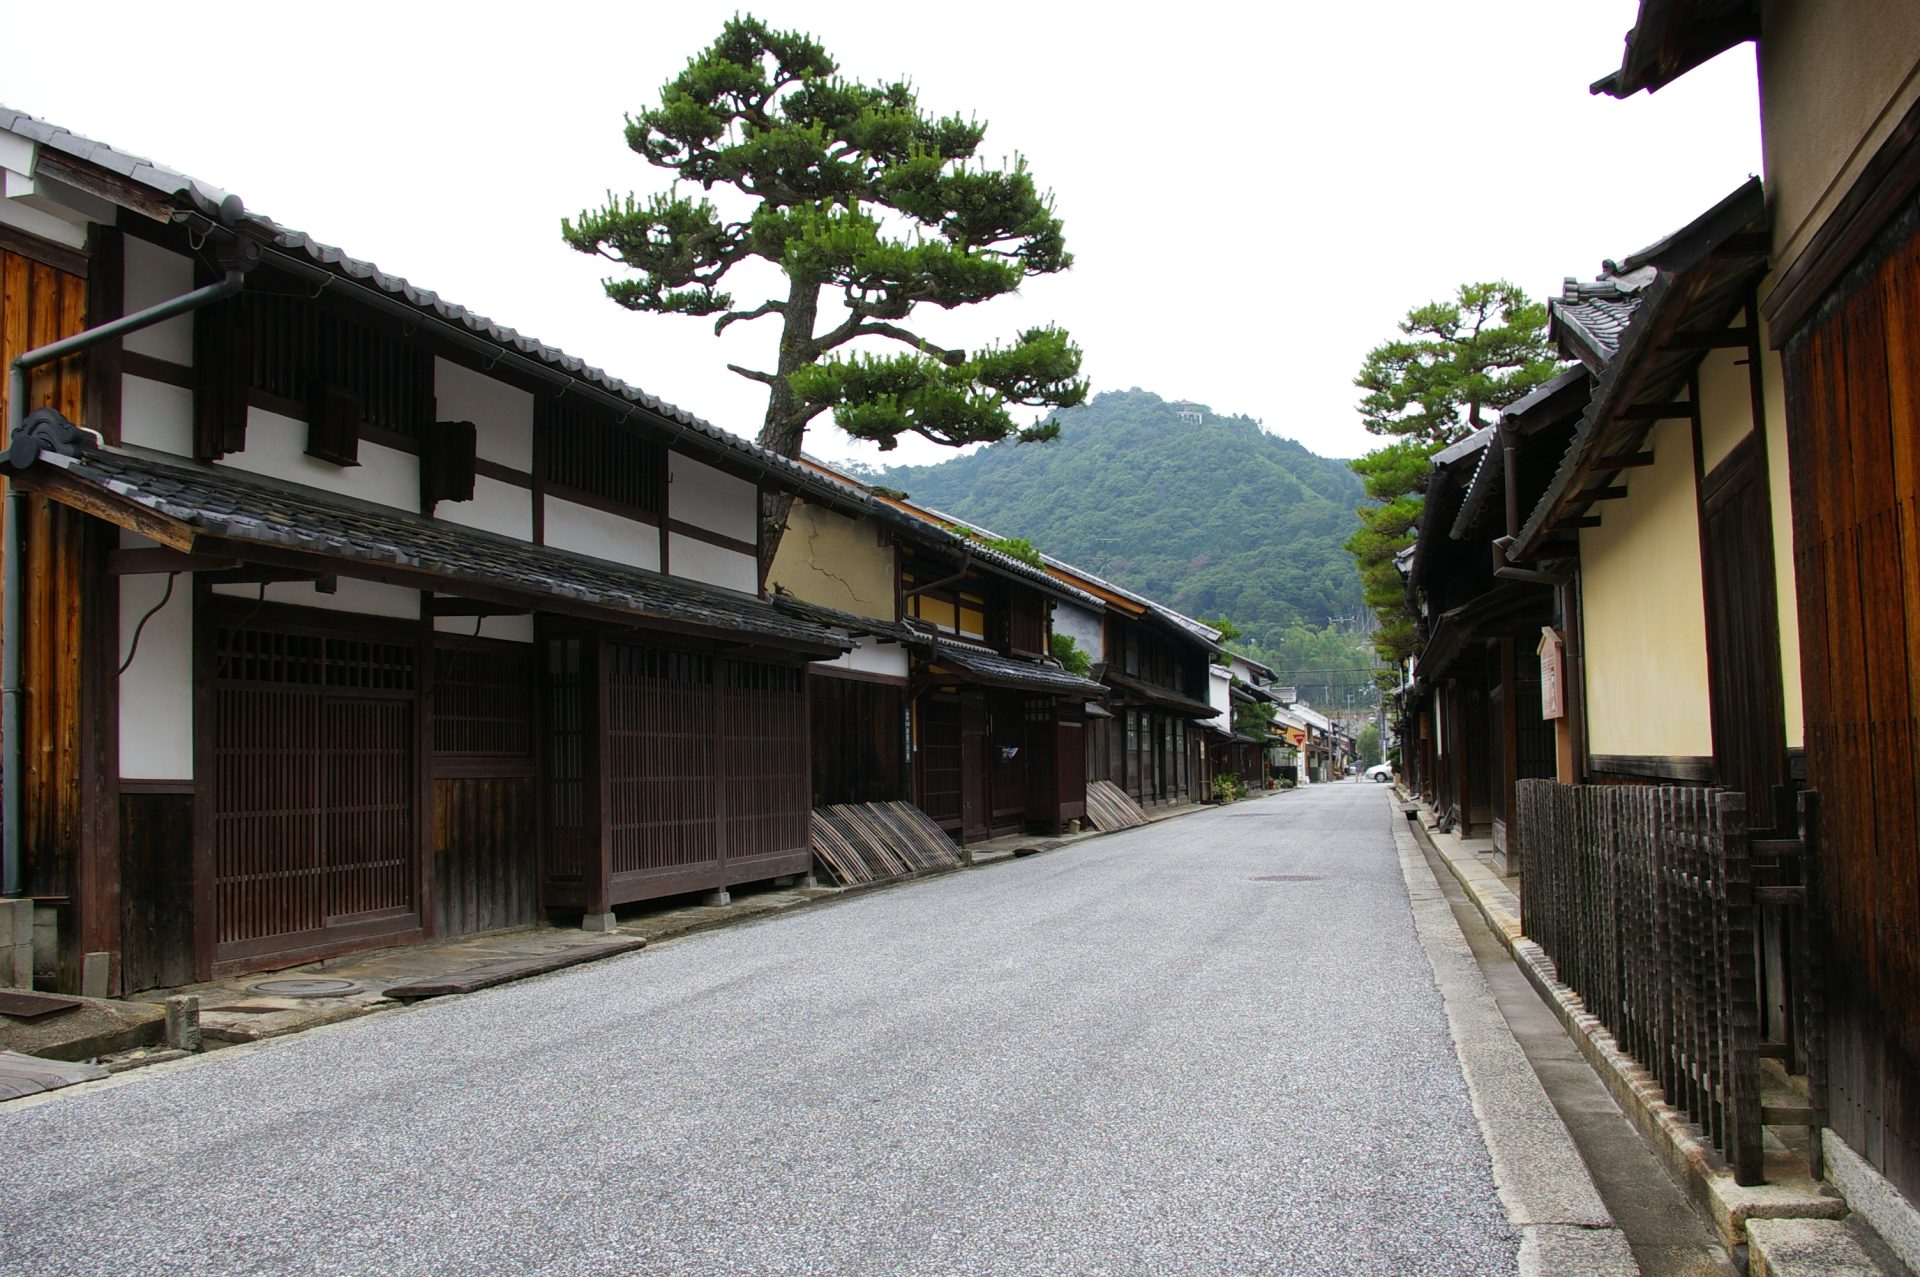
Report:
545,496,661,570
120,375,194,456
211,577,420,619
669,454,757,542
433,357,533,470
220,407,420,512
1054,600,1104,661
0,193,88,252
433,613,535,643
815,636,910,679
436,475,531,541
121,236,195,365
668,532,758,595
1208,665,1234,733
118,570,193,780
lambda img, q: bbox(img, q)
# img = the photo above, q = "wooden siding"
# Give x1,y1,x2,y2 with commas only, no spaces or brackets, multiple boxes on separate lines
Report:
118,791,194,992
206,615,420,970
1782,201,1920,1197
810,676,906,807
430,640,537,937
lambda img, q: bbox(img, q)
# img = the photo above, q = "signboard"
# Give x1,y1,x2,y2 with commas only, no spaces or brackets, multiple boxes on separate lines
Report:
1538,626,1566,720
1285,725,1307,748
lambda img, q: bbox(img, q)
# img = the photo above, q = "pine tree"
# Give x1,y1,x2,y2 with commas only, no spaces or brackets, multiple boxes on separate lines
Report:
563,16,1087,568
1344,283,1559,668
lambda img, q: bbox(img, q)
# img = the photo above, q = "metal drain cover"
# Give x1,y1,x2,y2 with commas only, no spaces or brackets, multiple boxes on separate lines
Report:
1253,874,1322,883
246,977,362,999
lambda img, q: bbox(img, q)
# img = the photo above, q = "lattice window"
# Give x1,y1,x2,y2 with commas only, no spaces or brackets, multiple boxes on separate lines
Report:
433,644,533,757
244,291,430,440
539,399,666,518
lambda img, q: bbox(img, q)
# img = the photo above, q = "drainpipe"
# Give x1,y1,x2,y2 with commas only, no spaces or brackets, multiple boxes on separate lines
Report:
2,196,256,898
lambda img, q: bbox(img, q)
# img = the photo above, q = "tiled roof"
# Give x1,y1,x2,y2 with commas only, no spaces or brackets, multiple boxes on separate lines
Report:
0,105,873,516
29,445,848,651
1099,668,1220,719
1550,277,1649,371
926,639,1106,697
770,594,928,647
1513,179,1769,559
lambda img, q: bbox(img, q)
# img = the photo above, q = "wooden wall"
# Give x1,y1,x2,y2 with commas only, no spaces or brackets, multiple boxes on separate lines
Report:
810,675,905,806
1783,200,1920,1197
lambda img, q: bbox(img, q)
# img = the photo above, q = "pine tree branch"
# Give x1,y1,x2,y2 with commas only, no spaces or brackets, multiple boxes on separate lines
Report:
714,300,787,335
727,364,779,385
849,323,964,363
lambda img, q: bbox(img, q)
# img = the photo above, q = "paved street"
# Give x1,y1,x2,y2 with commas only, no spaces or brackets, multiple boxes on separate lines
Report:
0,785,1516,1276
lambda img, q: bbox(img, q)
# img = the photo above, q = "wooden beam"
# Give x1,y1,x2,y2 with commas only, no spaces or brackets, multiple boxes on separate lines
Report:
21,470,197,551
1622,402,1694,421
1662,329,1751,351
106,547,241,575
200,567,337,589
423,598,533,618
1572,485,1630,503
1595,451,1656,469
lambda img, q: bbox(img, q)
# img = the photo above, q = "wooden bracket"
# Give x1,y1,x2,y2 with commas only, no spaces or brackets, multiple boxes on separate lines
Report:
1622,402,1695,421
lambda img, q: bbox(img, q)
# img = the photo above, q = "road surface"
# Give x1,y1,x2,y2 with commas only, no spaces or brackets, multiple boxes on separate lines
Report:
0,784,1515,1276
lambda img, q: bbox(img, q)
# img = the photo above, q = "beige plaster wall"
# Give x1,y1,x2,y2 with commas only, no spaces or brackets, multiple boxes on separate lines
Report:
767,501,896,621
1759,325,1804,746
1580,417,1714,759
1760,0,1920,273
1696,345,1753,475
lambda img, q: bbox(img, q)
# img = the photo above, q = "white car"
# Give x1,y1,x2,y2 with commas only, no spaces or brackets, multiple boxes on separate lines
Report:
1365,762,1394,783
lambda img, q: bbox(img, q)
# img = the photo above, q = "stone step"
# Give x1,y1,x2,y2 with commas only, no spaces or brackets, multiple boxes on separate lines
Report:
1748,1219,1911,1277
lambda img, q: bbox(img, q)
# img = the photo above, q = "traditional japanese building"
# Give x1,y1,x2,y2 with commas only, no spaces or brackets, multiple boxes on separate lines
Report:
0,107,875,993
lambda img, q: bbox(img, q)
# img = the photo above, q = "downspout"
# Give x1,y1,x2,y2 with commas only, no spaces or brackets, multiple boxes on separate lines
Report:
2,197,256,898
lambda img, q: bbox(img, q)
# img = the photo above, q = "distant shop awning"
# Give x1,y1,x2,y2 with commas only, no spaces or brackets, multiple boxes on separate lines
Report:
1100,668,1220,719
921,639,1107,698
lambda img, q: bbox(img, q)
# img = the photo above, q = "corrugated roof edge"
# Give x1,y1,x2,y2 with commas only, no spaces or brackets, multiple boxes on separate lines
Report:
0,104,877,518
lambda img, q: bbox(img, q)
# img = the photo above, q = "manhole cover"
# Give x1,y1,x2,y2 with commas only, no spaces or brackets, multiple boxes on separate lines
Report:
1252,874,1322,883
246,978,362,999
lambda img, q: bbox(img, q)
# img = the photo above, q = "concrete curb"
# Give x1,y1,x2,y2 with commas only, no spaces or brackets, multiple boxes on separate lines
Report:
1402,801,1846,1251
1389,813,1639,1276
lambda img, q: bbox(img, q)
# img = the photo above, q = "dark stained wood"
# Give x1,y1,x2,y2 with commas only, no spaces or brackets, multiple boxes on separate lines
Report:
810,674,905,806
83,226,122,446
1587,754,1716,783
117,792,195,993
915,693,962,834
433,777,536,937
1779,196,1920,1197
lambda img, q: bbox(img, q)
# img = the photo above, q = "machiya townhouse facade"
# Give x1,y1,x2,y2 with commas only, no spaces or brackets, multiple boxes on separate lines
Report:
0,106,906,996
1400,0,1920,1228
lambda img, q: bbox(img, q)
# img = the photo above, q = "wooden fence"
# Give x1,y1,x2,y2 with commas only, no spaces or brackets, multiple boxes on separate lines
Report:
1514,780,1823,1184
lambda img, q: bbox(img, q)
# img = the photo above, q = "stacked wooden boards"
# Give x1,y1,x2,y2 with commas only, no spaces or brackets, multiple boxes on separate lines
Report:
1085,781,1149,832
811,802,965,886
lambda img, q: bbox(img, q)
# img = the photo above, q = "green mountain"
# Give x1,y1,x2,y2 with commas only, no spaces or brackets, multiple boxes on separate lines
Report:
871,388,1367,651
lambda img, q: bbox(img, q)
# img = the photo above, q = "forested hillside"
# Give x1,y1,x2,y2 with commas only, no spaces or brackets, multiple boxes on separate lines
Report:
871,388,1367,653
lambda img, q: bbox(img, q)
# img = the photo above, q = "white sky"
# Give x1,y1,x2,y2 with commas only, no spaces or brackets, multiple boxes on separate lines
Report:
6,2,1761,468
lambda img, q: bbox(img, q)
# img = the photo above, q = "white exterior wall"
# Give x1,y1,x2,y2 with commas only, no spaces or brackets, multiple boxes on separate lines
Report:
121,236,195,365
544,496,661,569
120,375,194,455
436,475,532,541
219,407,420,512
815,636,911,680
211,577,420,619
118,534,194,780
433,613,535,643
668,454,757,542
1207,665,1234,734
1054,599,1104,661
433,357,533,470
668,532,758,595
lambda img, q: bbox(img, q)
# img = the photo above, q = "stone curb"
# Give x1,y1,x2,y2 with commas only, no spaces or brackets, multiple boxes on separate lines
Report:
1389,815,1639,1276
1401,799,1846,1251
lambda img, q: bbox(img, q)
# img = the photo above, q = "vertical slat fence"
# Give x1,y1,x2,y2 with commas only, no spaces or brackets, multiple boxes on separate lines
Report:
1515,779,1811,1184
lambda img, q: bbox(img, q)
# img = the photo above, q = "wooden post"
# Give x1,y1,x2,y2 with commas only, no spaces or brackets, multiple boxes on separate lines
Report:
1799,789,1828,1179
1722,790,1764,1185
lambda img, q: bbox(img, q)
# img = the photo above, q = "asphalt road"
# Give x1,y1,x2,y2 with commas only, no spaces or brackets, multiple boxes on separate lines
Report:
0,784,1516,1276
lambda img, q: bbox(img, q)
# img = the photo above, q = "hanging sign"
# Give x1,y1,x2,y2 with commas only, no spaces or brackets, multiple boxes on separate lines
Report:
1538,626,1566,720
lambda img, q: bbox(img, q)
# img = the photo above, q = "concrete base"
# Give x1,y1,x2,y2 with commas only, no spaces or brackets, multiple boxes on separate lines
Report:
579,911,617,934
0,897,31,988
1823,1129,1920,1274
701,888,731,907
80,951,110,999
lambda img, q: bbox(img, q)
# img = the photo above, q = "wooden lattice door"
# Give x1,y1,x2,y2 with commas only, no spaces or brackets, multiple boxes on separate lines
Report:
209,618,418,969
